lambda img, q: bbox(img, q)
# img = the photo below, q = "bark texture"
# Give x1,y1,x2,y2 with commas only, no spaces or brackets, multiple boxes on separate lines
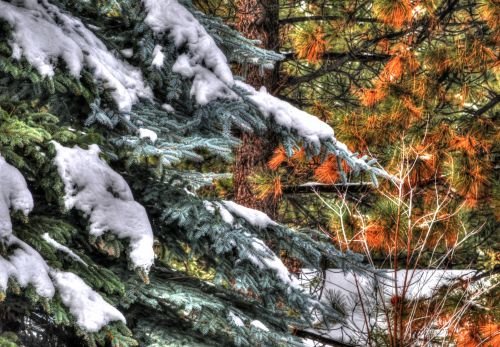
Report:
233,0,280,217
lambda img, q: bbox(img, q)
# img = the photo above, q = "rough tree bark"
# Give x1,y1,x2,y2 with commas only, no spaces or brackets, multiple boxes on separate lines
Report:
233,0,280,217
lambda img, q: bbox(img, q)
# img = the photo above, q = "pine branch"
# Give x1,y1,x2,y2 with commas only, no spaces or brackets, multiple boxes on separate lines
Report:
279,16,379,25
281,51,390,62
293,329,357,347
282,182,373,194
468,94,499,116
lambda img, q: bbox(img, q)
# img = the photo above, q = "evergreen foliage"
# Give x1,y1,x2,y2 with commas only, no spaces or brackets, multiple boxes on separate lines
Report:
0,0,390,346
223,0,499,345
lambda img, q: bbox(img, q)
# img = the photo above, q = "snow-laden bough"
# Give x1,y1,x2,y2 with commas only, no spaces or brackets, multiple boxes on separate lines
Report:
0,0,151,111
0,155,33,237
52,142,155,271
0,160,126,332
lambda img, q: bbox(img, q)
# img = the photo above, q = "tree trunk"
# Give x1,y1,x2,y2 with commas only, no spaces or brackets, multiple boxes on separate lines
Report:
233,0,280,217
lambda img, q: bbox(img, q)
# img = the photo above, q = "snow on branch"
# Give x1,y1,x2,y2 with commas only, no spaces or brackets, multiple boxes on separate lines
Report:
1,235,125,332
234,81,395,184
222,200,277,229
0,155,126,332
2,235,56,298
235,82,335,146
141,0,392,182
142,0,235,104
0,0,151,111
50,270,125,332
204,200,300,289
42,233,87,266
246,235,301,289
0,155,34,237
52,142,154,271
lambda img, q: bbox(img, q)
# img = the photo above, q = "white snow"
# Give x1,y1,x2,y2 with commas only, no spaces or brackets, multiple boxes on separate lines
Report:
203,200,299,288
203,200,235,225
0,154,125,332
234,81,394,182
222,201,277,229
172,54,236,104
138,128,158,143
248,236,301,289
52,142,154,271
142,0,389,181
151,44,165,69
0,0,151,111
0,257,16,292
0,236,126,332
0,0,392,182
4,235,55,298
142,0,235,104
50,270,126,332
228,311,245,327
216,203,235,225
205,200,277,229
121,48,134,58
250,320,269,331
203,200,216,214
141,0,385,172
0,155,34,237
42,233,87,266
161,103,175,113
235,82,334,146
302,269,477,345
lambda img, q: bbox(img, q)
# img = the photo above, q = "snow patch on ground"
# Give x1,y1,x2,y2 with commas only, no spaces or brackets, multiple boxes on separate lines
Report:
0,0,151,111
52,142,154,270
302,269,477,345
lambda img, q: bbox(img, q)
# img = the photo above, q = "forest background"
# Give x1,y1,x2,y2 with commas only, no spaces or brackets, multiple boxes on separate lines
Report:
195,0,499,346
0,0,497,346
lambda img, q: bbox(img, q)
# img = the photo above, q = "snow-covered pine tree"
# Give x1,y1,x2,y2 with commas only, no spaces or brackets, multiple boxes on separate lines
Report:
0,1,391,346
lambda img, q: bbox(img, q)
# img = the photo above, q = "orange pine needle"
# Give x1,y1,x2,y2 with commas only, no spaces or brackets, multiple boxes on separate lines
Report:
273,176,282,200
363,224,386,250
293,25,328,63
268,146,287,170
359,86,387,107
314,156,340,184
480,323,500,346
291,147,306,162
374,0,413,28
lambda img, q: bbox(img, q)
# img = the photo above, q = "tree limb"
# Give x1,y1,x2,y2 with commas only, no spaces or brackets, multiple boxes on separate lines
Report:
279,15,378,25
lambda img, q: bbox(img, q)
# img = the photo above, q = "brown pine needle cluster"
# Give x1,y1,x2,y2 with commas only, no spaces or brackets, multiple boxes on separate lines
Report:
314,155,341,184
268,146,287,170
292,24,328,63
380,44,420,82
363,224,387,250
374,0,414,28
358,85,388,107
